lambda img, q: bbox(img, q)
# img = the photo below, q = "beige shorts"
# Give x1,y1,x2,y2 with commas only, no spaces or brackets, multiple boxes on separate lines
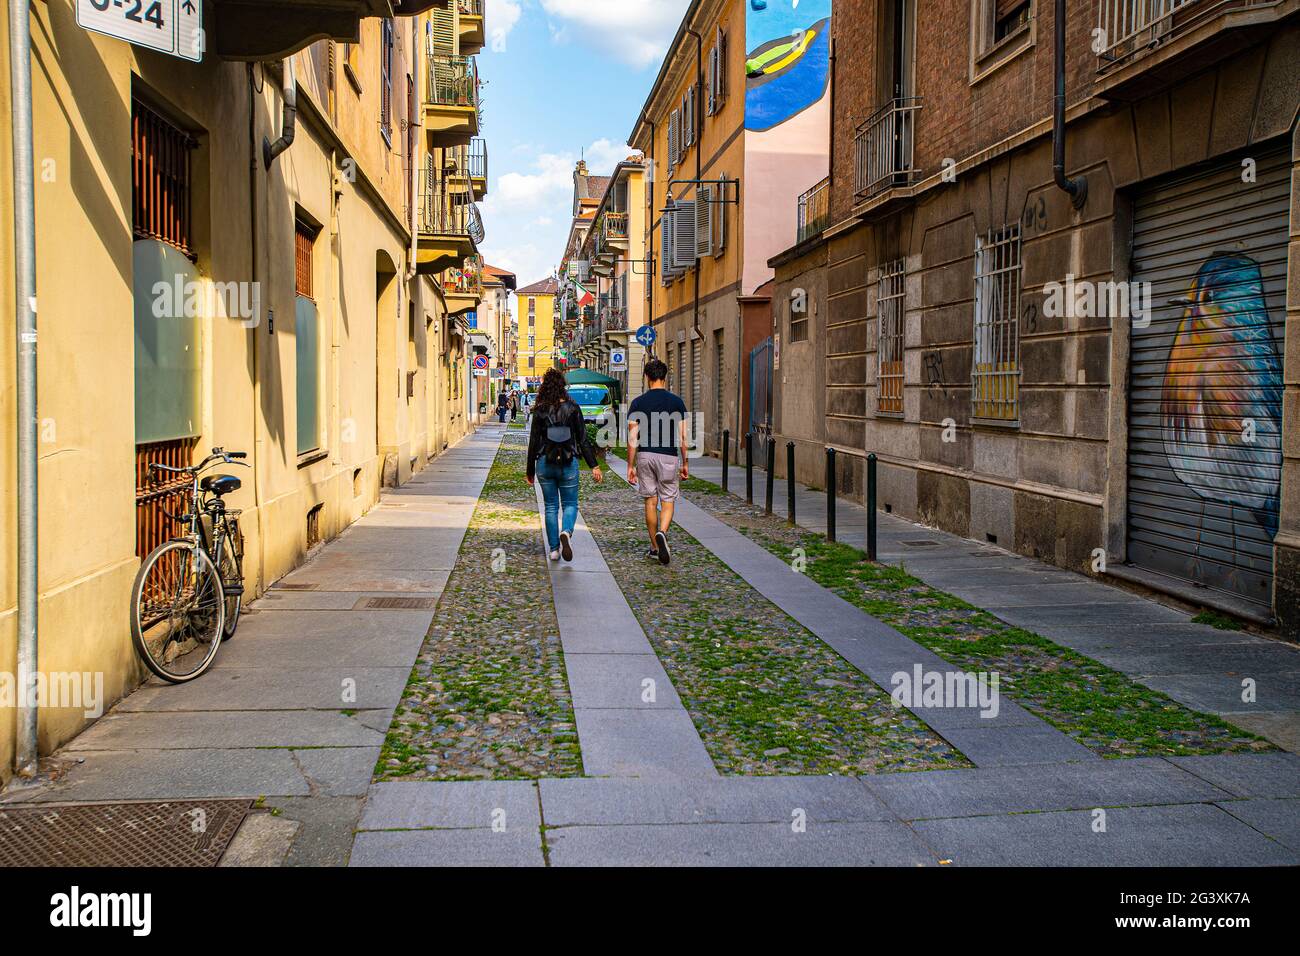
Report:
634,452,682,501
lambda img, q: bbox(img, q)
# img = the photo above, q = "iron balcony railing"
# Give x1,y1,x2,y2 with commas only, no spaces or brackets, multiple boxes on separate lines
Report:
1094,0,1257,68
418,170,486,245
796,177,830,244
854,97,923,200
468,137,488,182
444,255,484,296
458,0,484,15
427,54,479,113
603,211,629,240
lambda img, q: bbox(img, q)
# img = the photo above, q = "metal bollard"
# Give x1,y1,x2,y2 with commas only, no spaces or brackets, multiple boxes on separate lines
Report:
826,447,837,543
765,438,775,515
745,433,754,505
867,453,878,561
786,441,796,525
721,429,730,492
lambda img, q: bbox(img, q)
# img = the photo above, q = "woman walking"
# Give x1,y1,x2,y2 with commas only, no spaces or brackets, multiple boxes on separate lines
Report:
526,368,602,561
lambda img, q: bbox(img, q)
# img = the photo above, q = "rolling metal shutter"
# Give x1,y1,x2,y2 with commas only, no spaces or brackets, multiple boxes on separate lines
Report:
1127,145,1288,610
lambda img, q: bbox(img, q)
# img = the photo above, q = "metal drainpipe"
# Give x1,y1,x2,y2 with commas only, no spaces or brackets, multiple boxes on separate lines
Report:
263,59,297,169
1053,0,1087,208
10,0,39,778
247,64,267,595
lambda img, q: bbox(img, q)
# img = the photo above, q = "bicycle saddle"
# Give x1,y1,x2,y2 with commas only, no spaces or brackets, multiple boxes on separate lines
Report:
201,474,242,497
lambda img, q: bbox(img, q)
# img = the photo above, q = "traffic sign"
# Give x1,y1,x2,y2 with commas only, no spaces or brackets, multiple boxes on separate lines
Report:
77,0,204,63
635,325,656,348
472,354,489,370
609,349,627,372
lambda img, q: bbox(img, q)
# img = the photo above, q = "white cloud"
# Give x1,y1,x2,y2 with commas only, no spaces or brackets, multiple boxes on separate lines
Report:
540,0,691,69
486,0,523,53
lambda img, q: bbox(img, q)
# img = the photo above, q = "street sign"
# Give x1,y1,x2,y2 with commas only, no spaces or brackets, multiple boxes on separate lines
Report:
472,354,489,370
635,325,656,348
473,369,488,377
609,349,627,372
77,0,204,63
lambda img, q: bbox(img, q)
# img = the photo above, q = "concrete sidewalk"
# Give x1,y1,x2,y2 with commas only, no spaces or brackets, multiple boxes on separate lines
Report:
1,426,504,866
687,454,1300,753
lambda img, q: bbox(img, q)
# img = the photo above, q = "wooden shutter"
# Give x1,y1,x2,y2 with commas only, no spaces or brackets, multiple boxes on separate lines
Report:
660,206,675,283
668,110,680,175
718,27,728,98
714,174,727,253
672,200,697,270
696,186,714,258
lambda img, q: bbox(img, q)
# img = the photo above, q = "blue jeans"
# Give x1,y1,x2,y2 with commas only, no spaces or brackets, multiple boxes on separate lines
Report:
536,457,580,550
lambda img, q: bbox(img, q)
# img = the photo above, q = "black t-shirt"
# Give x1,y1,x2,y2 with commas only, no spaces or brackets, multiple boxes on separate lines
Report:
628,389,688,458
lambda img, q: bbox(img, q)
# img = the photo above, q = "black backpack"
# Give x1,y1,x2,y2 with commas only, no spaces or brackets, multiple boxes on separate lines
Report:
538,403,576,465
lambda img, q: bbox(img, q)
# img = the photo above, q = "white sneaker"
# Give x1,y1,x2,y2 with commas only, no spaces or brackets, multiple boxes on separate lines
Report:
548,549,560,561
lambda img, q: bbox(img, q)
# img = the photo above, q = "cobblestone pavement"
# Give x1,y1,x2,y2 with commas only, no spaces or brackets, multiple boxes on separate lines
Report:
375,432,582,781
682,489,1271,759
575,466,969,776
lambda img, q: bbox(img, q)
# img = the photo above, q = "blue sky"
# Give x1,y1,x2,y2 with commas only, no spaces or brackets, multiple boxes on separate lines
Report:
476,0,693,292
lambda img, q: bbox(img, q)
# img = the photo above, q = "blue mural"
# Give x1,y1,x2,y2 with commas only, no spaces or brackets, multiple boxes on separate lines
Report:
745,0,832,133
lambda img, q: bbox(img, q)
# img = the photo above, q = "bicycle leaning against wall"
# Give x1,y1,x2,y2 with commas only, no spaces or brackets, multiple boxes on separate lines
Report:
129,448,250,683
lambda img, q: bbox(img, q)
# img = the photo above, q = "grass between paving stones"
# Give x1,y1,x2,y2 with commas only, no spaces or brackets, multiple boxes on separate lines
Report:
374,432,583,781
575,465,970,776
679,486,1272,759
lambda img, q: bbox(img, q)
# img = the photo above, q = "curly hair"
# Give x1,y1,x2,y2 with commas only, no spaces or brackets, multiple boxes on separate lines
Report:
534,367,569,411
643,357,668,383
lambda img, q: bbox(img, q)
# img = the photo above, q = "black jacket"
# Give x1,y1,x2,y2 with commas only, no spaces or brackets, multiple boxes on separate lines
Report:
527,399,598,479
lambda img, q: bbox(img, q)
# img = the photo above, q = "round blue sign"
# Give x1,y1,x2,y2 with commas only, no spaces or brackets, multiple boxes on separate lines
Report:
635,325,657,348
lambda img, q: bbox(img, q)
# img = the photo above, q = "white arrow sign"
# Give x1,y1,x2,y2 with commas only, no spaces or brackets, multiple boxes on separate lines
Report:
77,0,204,63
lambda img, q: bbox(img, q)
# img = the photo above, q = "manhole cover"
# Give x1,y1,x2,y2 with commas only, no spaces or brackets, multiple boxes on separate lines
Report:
0,800,252,867
356,597,437,610
901,540,942,548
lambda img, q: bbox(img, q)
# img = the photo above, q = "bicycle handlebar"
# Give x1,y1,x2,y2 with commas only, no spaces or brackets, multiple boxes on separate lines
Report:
148,448,251,480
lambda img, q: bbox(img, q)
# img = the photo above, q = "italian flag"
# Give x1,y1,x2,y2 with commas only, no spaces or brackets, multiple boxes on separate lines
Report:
574,282,595,307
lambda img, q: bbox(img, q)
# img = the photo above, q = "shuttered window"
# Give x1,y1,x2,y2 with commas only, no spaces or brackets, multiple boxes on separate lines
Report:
295,221,321,455
380,19,395,144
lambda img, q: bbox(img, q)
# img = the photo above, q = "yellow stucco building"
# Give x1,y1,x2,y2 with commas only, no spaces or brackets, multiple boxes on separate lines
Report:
515,278,561,385
0,0,490,785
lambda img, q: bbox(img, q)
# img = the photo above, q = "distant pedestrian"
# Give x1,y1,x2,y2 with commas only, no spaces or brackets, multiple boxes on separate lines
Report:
527,368,603,562
496,389,510,424
510,391,519,422
626,357,688,565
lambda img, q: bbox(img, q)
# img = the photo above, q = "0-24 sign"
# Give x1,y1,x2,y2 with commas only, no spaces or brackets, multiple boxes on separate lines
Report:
78,0,204,63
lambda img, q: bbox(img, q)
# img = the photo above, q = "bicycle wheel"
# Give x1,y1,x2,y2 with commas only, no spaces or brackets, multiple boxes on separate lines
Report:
131,540,226,683
218,534,242,640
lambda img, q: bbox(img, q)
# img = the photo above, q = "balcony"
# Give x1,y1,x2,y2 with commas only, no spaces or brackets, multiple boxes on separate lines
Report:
467,137,488,199
1094,0,1285,96
416,171,485,275
796,177,829,244
458,0,487,55
603,212,630,244
854,97,923,202
442,254,484,316
425,54,481,147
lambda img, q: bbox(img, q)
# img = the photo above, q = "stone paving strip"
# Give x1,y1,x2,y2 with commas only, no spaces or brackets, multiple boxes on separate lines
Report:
574,462,968,776
374,429,583,781
678,483,1272,760
533,481,717,778
347,752,1300,866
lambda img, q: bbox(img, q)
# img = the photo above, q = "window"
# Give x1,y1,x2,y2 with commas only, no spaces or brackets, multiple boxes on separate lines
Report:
708,26,728,115
714,330,725,438
789,288,809,343
972,0,1034,77
668,109,680,176
344,42,363,94
295,219,322,454
971,224,1021,422
132,98,195,256
380,19,395,145
877,259,906,415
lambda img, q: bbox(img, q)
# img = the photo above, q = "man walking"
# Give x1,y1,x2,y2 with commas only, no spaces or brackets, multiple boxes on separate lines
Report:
626,357,689,565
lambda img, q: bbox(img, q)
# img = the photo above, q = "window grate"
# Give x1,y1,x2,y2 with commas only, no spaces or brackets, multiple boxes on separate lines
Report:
295,221,315,298
132,99,195,257
971,224,1021,422
135,438,198,560
877,259,906,415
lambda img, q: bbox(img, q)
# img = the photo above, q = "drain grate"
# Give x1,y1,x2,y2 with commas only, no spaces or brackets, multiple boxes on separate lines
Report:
275,582,318,591
0,800,252,867
901,540,942,548
355,596,438,610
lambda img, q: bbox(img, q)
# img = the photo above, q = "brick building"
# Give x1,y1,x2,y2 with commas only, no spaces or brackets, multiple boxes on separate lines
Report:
765,0,1300,634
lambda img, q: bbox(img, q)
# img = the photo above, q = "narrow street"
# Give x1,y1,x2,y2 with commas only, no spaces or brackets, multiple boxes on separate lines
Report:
7,422,1296,867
